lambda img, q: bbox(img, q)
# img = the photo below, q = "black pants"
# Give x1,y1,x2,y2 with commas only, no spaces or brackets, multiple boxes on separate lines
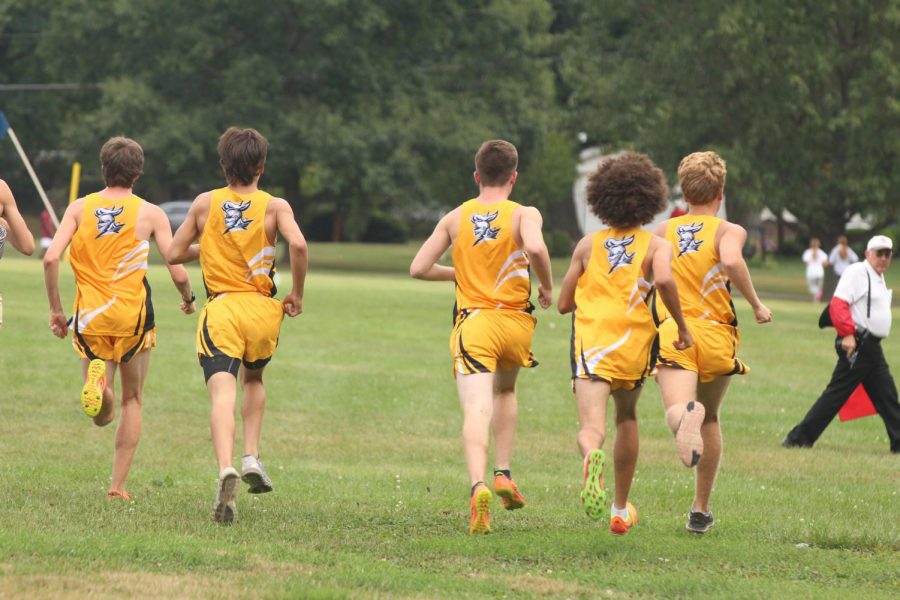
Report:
785,336,900,452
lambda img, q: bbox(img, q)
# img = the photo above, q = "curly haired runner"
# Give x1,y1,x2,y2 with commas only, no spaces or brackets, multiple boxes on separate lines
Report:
558,152,692,535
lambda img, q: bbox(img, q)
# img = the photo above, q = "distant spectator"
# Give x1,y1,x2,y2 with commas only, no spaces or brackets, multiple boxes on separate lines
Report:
802,237,829,302
828,235,858,278
39,209,56,258
670,204,687,218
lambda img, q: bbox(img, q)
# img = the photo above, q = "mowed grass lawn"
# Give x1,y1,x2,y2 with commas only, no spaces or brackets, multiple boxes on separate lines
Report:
0,246,898,599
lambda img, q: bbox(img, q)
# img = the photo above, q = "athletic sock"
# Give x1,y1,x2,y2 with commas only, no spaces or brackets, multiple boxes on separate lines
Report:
470,481,485,496
494,469,511,479
611,504,630,520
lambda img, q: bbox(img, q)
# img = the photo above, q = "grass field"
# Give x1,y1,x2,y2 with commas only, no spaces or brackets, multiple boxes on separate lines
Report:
0,247,898,599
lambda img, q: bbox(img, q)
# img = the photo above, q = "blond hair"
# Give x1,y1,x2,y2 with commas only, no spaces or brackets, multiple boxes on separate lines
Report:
677,151,726,205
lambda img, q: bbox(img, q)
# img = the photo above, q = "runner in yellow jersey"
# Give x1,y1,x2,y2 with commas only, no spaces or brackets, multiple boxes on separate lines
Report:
653,151,772,533
558,153,692,536
43,137,196,501
410,140,553,535
168,127,308,524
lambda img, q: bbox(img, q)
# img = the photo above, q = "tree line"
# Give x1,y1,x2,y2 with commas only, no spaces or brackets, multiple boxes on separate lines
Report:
1,0,897,245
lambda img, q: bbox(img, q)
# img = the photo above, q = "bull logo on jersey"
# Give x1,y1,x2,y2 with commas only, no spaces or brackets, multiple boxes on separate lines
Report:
605,234,636,273
222,200,252,233
94,206,125,238
471,211,500,246
676,222,704,256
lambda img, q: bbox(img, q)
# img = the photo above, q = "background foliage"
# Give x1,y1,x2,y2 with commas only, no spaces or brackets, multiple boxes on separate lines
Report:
1,0,898,243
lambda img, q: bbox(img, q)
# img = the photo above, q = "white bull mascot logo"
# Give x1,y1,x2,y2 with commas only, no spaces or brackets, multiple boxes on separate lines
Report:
676,222,704,256
604,234,635,273
94,206,125,238
471,211,500,246
222,200,252,233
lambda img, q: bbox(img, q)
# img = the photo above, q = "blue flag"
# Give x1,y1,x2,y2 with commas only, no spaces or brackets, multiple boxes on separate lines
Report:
0,112,8,140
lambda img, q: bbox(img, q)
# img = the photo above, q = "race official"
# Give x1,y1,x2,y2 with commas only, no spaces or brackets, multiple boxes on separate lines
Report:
783,235,899,453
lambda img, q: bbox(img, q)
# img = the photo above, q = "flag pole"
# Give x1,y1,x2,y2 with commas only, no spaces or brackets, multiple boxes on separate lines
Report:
0,111,60,228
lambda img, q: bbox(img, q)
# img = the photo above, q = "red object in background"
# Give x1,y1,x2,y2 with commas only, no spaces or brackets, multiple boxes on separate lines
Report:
40,209,56,238
670,206,687,218
838,385,877,421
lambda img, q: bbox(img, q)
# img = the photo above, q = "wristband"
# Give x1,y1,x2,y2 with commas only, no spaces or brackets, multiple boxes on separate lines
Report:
183,291,196,303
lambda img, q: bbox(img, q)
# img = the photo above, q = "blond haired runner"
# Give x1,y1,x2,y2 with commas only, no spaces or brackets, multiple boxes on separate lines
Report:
410,139,553,535
43,137,195,501
653,151,772,533
168,127,308,525
558,152,692,536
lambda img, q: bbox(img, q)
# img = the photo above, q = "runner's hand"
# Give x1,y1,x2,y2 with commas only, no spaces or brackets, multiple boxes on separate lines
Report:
673,327,693,350
282,292,303,317
753,303,772,324
49,310,68,338
538,285,552,309
180,299,196,314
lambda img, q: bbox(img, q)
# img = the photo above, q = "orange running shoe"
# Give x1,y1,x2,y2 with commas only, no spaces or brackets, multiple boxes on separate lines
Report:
81,359,106,417
609,502,638,535
493,472,526,510
580,449,606,521
468,486,492,535
107,489,132,501
675,401,705,467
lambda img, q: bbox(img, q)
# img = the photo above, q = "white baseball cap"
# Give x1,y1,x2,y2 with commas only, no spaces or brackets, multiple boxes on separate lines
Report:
866,235,893,251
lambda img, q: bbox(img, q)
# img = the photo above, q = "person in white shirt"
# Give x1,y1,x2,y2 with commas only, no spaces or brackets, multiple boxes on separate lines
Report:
802,238,829,302
783,235,899,453
828,235,858,278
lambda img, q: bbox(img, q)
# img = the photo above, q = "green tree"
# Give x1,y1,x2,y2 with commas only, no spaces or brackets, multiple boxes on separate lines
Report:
563,0,900,244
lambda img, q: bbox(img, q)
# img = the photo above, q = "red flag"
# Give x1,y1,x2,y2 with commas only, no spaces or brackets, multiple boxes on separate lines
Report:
838,385,877,421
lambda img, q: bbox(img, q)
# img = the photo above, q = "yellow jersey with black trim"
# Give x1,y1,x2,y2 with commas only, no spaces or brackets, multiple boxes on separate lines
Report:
572,228,655,379
452,199,531,312
200,188,276,297
662,214,736,325
69,193,153,336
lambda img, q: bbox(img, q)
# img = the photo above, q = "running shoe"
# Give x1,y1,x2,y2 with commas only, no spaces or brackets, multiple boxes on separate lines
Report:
212,467,240,524
686,509,715,533
106,489,132,501
609,502,638,535
468,486,492,535
81,359,106,417
493,472,525,510
580,449,606,521
675,401,705,467
241,454,273,494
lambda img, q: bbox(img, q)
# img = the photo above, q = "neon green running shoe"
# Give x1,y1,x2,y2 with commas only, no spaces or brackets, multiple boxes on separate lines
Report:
580,449,606,520
81,359,106,417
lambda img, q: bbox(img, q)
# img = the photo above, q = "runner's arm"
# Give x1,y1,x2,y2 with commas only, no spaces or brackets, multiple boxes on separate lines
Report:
650,237,692,349
168,195,204,264
150,205,194,312
274,198,307,317
719,223,772,323
410,212,455,281
0,180,36,255
557,235,591,314
519,206,552,308
42,201,81,337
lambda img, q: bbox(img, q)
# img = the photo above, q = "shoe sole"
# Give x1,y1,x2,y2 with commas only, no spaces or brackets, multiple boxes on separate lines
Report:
469,489,492,535
495,486,525,511
242,470,273,494
676,401,705,467
580,449,606,521
81,359,106,417
213,472,240,524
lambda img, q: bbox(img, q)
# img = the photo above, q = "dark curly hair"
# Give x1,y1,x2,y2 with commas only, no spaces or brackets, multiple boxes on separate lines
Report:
586,152,668,228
